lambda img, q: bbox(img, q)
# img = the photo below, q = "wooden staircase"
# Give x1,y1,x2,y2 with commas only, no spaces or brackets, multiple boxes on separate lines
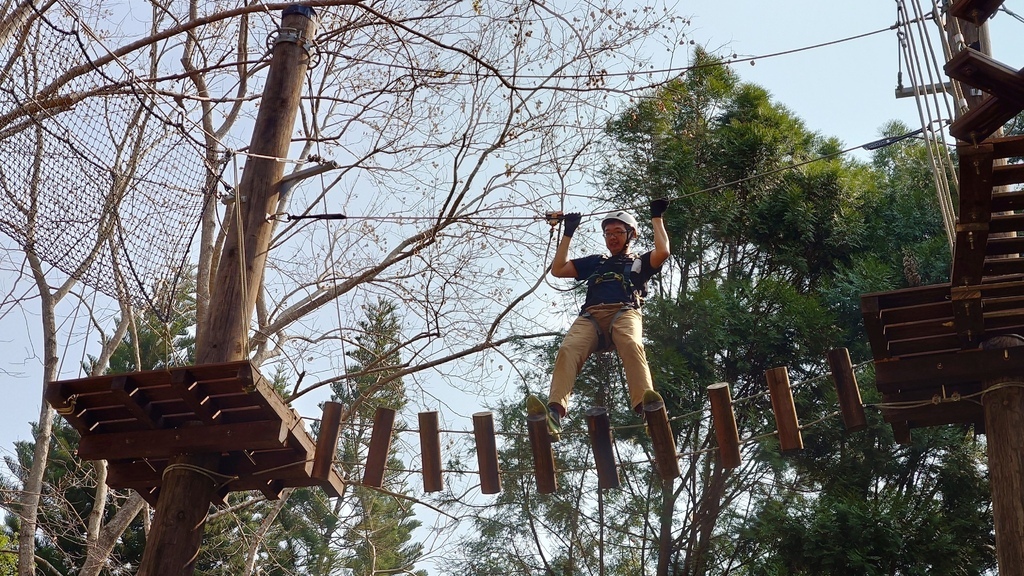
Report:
861,0,1024,437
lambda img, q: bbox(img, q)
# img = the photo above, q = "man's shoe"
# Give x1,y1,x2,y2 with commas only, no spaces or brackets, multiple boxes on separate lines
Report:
641,390,665,436
526,395,562,442
642,389,664,409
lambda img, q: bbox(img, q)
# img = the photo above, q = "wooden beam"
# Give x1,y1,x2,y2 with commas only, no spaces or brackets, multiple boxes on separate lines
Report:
526,412,557,494
643,396,680,481
76,420,288,461
874,346,1024,390
311,402,342,484
473,412,501,494
585,407,619,489
765,367,803,453
707,383,741,468
989,134,1024,158
362,407,396,488
949,94,1021,143
944,48,1024,100
827,349,867,433
949,0,1006,25
418,411,443,493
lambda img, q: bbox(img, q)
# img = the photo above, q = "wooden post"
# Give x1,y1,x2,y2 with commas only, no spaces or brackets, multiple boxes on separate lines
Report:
526,413,557,494
137,7,318,575
363,407,397,488
311,401,342,482
418,411,443,493
707,383,741,469
586,407,619,489
473,412,501,494
765,366,803,453
826,348,867,432
982,335,1024,575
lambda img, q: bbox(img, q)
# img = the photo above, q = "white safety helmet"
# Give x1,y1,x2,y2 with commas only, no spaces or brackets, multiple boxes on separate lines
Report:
602,211,639,240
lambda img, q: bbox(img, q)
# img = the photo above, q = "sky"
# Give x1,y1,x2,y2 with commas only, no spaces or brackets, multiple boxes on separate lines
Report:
3,0,1023,543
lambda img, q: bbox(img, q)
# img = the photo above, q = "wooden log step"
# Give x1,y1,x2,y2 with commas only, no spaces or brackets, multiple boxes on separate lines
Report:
949,0,1006,25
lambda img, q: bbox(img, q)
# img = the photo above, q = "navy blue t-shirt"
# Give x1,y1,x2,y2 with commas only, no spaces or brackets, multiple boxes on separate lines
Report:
572,252,662,313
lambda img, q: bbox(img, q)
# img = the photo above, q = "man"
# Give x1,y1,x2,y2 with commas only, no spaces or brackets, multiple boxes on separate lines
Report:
528,198,670,440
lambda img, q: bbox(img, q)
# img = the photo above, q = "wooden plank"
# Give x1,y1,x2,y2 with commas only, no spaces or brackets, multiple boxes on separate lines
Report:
989,134,1024,158
992,163,1024,187
76,420,289,461
878,300,952,325
949,0,1006,25
882,318,955,342
944,48,1024,100
874,347,1024,391
991,190,1024,213
106,459,167,489
985,235,1024,256
887,334,963,358
984,256,1024,277
989,213,1024,234
949,94,1021,143
861,283,952,306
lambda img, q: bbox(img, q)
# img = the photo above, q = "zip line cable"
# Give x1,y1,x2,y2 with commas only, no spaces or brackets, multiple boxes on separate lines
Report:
325,17,924,83
272,124,933,226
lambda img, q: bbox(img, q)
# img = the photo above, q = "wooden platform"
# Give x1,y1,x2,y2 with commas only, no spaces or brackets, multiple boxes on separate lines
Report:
861,136,1024,432
45,361,344,505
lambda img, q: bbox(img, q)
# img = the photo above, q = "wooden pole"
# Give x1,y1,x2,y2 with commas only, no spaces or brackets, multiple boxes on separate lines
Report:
982,335,1024,575
363,407,397,488
765,366,803,454
311,401,343,482
707,383,741,469
473,412,501,494
418,411,443,493
586,407,619,490
826,348,867,432
137,7,318,575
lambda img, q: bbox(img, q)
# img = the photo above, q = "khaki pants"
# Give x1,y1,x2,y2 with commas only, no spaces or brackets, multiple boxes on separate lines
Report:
548,304,654,413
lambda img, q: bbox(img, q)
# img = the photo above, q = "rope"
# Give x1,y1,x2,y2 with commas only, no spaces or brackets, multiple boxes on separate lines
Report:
162,462,238,490
895,0,958,251
231,154,251,357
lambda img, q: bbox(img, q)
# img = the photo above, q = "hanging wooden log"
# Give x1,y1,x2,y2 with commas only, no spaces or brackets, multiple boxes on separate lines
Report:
362,407,396,488
586,407,619,489
643,396,680,481
891,420,912,445
826,348,867,433
418,411,443,493
707,383,741,469
526,413,557,494
473,412,501,494
765,366,804,453
311,401,343,483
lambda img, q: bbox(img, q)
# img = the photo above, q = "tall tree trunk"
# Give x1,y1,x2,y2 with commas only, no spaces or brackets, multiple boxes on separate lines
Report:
19,258,60,575
79,491,147,576
243,489,293,576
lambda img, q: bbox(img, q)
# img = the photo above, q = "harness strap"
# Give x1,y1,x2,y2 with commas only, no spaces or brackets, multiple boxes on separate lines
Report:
581,305,633,352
